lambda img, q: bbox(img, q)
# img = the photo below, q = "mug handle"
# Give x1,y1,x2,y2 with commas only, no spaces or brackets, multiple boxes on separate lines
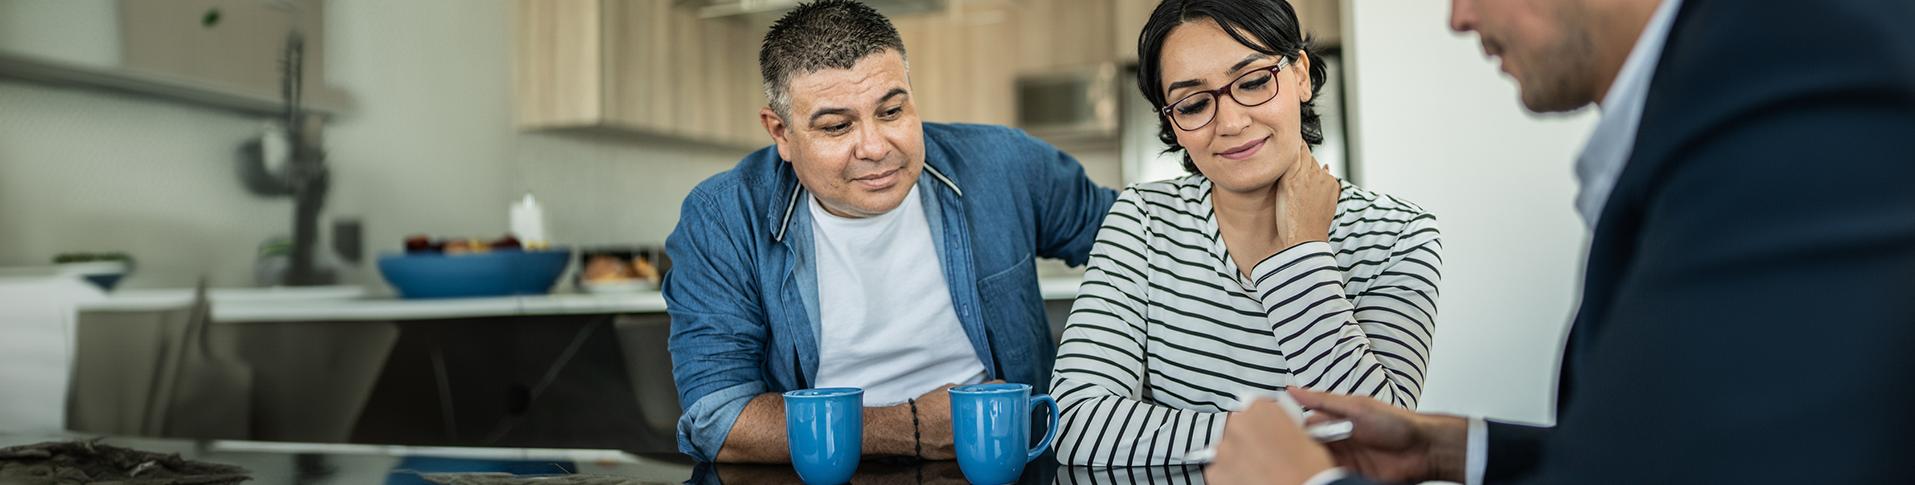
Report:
1025,393,1059,463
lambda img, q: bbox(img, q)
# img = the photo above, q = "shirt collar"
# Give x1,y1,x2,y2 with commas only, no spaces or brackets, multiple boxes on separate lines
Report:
1573,0,1683,228
770,157,963,243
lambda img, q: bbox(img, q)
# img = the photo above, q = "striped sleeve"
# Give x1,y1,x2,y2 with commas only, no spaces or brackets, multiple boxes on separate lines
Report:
1050,189,1226,466
1240,216,1441,408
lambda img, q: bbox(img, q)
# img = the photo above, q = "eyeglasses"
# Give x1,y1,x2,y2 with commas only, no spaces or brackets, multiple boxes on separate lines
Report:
1160,58,1292,132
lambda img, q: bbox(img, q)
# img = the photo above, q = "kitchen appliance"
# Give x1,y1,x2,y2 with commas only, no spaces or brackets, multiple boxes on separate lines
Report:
1015,62,1121,144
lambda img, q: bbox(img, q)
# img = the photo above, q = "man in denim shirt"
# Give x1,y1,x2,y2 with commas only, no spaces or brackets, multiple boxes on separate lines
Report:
663,0,1116,463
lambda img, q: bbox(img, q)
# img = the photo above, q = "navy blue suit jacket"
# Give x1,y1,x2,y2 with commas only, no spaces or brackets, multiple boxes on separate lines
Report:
1340,0,1915,483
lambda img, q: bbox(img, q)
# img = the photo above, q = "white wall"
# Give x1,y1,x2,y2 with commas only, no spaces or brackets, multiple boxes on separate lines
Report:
1344,0,1597,424
320,0,521,282
0,0,120,68
0,81,293,286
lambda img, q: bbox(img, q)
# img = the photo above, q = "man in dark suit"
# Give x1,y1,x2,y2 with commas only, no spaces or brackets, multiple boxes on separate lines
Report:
1204,0,1915,483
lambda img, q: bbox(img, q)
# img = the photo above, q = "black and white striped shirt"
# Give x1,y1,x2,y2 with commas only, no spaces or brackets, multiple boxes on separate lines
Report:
1050,174,1441,466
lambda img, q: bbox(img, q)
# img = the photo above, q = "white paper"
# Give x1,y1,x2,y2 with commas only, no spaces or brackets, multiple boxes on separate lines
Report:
0,276,104,433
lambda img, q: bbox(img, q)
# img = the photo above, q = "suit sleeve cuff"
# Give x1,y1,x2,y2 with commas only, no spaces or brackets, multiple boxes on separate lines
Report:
675,380,766,461
1466,416,1487,485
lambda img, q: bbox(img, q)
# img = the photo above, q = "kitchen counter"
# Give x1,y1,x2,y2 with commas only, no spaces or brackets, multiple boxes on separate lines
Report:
62,275,1091,451
77,275,1085,323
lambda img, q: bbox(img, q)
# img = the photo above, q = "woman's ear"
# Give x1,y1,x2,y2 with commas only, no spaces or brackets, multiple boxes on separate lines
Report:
1294,50,1314,103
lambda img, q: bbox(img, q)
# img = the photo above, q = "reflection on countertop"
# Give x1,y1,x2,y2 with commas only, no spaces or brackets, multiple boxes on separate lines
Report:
694,455,1208,485
0,433,695,484
0,434,1214,484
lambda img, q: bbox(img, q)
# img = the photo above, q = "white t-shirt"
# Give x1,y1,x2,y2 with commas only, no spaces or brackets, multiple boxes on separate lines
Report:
808,185,987,406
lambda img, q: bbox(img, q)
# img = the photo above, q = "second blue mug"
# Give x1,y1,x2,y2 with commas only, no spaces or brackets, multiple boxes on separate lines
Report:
784,387,863,485
950,383,1058,485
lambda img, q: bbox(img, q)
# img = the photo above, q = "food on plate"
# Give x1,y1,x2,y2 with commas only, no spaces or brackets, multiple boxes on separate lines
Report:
631,256,661,282
582,255,636,282
579,252,662,286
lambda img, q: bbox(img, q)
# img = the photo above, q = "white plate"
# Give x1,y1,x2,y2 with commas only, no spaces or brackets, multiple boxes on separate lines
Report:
580,279,657,294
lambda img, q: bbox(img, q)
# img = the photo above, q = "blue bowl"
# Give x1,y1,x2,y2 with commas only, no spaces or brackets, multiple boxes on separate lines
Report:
377,249,571,299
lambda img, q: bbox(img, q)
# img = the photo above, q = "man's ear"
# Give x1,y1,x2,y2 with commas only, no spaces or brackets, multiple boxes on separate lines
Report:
761,106,794,162
1293,50,1314,103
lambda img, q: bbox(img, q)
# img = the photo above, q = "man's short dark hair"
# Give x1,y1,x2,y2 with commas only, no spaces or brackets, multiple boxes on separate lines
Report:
760,0,908,119
1137,0,1328,173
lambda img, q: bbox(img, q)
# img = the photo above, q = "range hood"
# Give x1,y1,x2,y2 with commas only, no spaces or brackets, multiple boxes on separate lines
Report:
681,0,947,19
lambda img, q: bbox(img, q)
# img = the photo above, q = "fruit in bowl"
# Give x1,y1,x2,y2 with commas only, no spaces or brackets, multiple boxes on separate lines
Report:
404,234,527,254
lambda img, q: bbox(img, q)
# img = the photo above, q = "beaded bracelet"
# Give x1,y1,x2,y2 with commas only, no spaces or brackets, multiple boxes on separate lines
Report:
908,398,922,460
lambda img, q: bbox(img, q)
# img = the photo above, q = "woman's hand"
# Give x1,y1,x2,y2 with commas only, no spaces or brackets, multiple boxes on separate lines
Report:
1273,146,1340,249
1220,146,1341,277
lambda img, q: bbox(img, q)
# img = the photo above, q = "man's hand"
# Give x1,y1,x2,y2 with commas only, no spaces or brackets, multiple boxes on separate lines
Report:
1290,388,1470,483
910,383,962,460
1272,147,1340,249
1204,397,1335,485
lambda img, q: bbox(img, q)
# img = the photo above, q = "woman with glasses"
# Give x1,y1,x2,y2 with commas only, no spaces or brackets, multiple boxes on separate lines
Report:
1049,0,1441,466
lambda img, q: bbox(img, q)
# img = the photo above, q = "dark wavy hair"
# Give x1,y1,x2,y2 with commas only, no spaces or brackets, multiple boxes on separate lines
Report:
1136,0,1328,173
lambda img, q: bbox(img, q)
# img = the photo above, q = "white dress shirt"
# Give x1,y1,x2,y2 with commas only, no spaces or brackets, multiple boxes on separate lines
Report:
1572,0,1685,228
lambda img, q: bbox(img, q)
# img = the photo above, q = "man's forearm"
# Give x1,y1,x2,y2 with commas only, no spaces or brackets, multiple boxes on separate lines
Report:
860,401,919,456
713,393,919,463
712,394,790,463
1420,414,1471,483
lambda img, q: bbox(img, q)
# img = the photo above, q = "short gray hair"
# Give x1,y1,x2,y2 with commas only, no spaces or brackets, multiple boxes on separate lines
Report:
759,0,908,119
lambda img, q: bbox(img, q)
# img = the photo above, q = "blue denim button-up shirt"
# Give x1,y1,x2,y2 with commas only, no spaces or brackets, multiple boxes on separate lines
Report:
663,123,1116,461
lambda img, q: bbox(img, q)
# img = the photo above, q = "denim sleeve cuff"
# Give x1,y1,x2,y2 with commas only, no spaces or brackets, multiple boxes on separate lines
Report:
676,380,767,461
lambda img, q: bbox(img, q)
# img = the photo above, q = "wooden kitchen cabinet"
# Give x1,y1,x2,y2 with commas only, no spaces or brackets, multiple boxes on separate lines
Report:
515,0,603,128
893,0,1131,125
1109,0,1342,65
1011,0,1115,72
512,0,1337,143
892,0,1017,125
514,0,766,147
1112,0,1155,64
1292,0,1343,48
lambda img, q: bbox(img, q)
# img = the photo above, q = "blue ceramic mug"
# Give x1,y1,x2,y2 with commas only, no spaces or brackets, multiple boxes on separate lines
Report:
784,388,863,485
950,383,1059,485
